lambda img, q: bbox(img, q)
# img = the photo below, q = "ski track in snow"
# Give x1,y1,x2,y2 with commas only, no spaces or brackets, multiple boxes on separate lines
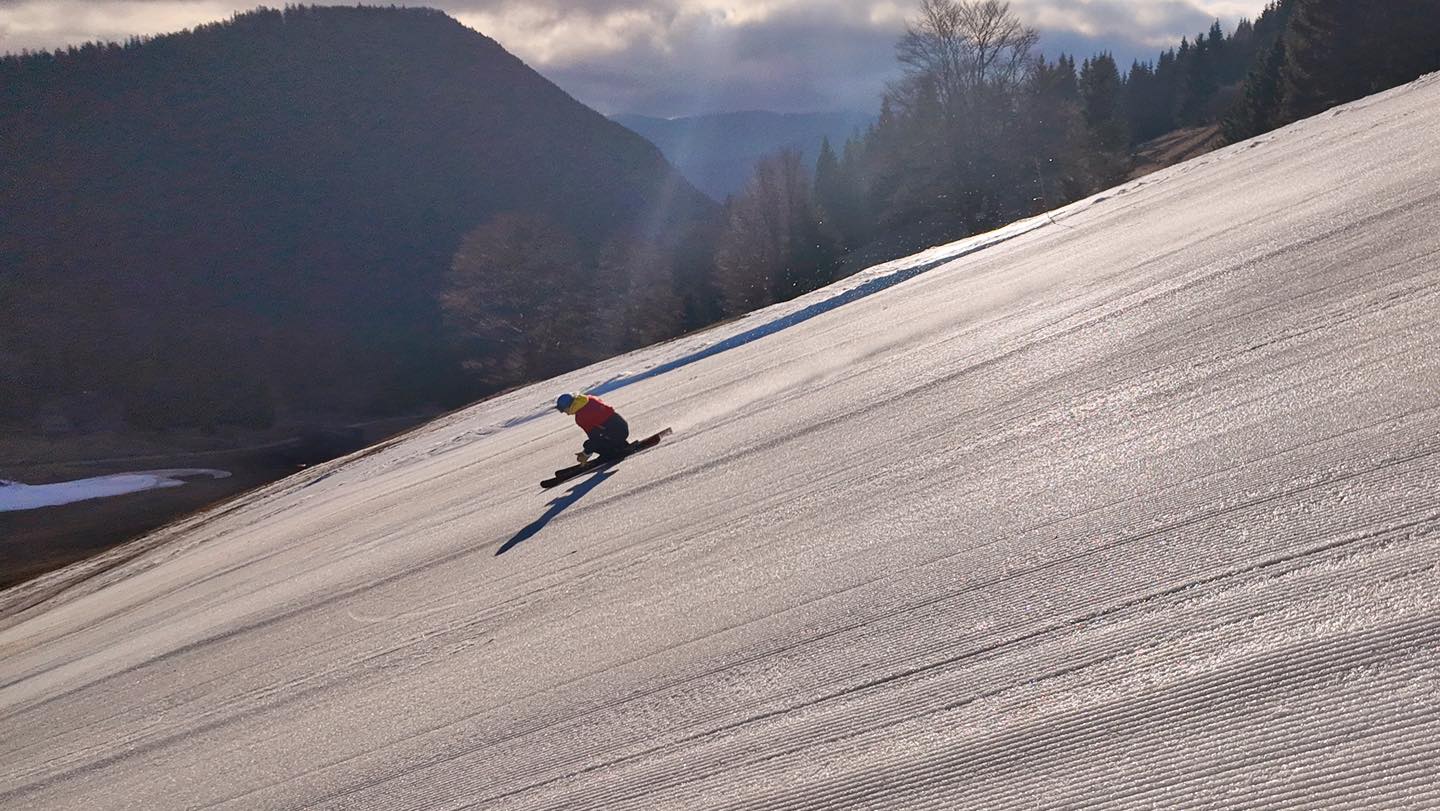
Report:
2,74,1440,809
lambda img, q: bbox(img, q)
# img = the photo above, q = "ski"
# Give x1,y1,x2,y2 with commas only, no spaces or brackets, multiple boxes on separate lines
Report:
540,427,672,488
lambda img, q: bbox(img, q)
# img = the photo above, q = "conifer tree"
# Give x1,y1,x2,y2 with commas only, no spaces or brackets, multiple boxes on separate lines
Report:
1150,49,1180,135
1024,54,1089,207
1222,18,1256,83
1124,61,1171,144
1079,53,1129,184
1377,1,1440,91
1280,0,1372,120
1080,54,1127,153
1176,34,1218,125
813,137,844,240
813,136,873,252
1223,35,1287,142
715,150,837,313
1206,20,1227,76
1171,37,1192,125
593,236,684,354
441,214,592,387
837,137,877,249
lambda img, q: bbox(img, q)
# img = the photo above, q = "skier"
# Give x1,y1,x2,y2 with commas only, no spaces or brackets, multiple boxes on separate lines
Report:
555,393,630,464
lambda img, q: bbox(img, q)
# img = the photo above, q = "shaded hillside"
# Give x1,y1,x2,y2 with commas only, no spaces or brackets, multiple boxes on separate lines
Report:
0,6,716,430
614,110,873,201
1127,125,1224,180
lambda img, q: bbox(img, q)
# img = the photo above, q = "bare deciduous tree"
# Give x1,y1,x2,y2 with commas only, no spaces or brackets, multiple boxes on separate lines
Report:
593,236,684,353
879,0,1045,234
440,213,591,387
895,0,1038,114
714,149,836,314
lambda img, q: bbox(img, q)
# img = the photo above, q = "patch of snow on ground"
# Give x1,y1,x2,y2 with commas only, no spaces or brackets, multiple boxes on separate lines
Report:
0,469,232,512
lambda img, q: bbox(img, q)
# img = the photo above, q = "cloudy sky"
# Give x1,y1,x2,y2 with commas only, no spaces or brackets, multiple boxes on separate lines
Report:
0,0,1270,116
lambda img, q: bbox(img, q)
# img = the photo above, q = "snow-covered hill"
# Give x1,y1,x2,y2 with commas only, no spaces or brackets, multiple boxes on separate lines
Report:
4,74,1439,809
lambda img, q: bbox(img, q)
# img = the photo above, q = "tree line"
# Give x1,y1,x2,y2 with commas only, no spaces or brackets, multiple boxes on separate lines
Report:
1226,1,1440,140
661,0,1440,329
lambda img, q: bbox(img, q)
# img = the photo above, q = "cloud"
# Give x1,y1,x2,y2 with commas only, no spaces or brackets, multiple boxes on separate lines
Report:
0,0,236,52
1,0,1270,114
514,2,903,115
455,0,1264,115
1020,0,1222,54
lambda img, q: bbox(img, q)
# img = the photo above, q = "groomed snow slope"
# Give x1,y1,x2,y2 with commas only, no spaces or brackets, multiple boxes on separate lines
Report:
4,75,1440,810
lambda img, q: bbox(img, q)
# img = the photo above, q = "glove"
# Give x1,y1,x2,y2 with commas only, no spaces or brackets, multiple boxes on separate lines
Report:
576,451,590,464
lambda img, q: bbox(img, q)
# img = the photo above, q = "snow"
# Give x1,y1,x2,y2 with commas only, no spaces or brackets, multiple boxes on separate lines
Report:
2,74,1439,809
0,469,231,512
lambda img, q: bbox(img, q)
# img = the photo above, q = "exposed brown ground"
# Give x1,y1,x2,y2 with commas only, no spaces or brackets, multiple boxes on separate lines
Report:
1129,124,1225,180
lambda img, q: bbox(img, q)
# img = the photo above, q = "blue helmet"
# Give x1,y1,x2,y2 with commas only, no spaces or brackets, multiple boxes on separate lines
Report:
555,393,575,412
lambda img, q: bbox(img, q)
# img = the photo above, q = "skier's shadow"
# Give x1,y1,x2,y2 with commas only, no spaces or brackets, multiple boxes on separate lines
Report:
496,470,615,555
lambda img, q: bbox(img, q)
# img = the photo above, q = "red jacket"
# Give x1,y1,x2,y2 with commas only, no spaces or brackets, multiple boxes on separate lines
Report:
569,395,616,434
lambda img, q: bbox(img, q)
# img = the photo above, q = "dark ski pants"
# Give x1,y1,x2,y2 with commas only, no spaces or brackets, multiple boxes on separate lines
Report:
583,414,630,460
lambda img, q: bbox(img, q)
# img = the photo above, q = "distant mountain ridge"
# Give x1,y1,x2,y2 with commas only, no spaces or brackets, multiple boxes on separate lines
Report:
0,6,716,430
614,110,874,201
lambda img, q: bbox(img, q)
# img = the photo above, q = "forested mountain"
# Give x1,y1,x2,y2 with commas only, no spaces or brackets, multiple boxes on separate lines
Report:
0,6,717,431
818,0,1306,256
613,111,874,201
